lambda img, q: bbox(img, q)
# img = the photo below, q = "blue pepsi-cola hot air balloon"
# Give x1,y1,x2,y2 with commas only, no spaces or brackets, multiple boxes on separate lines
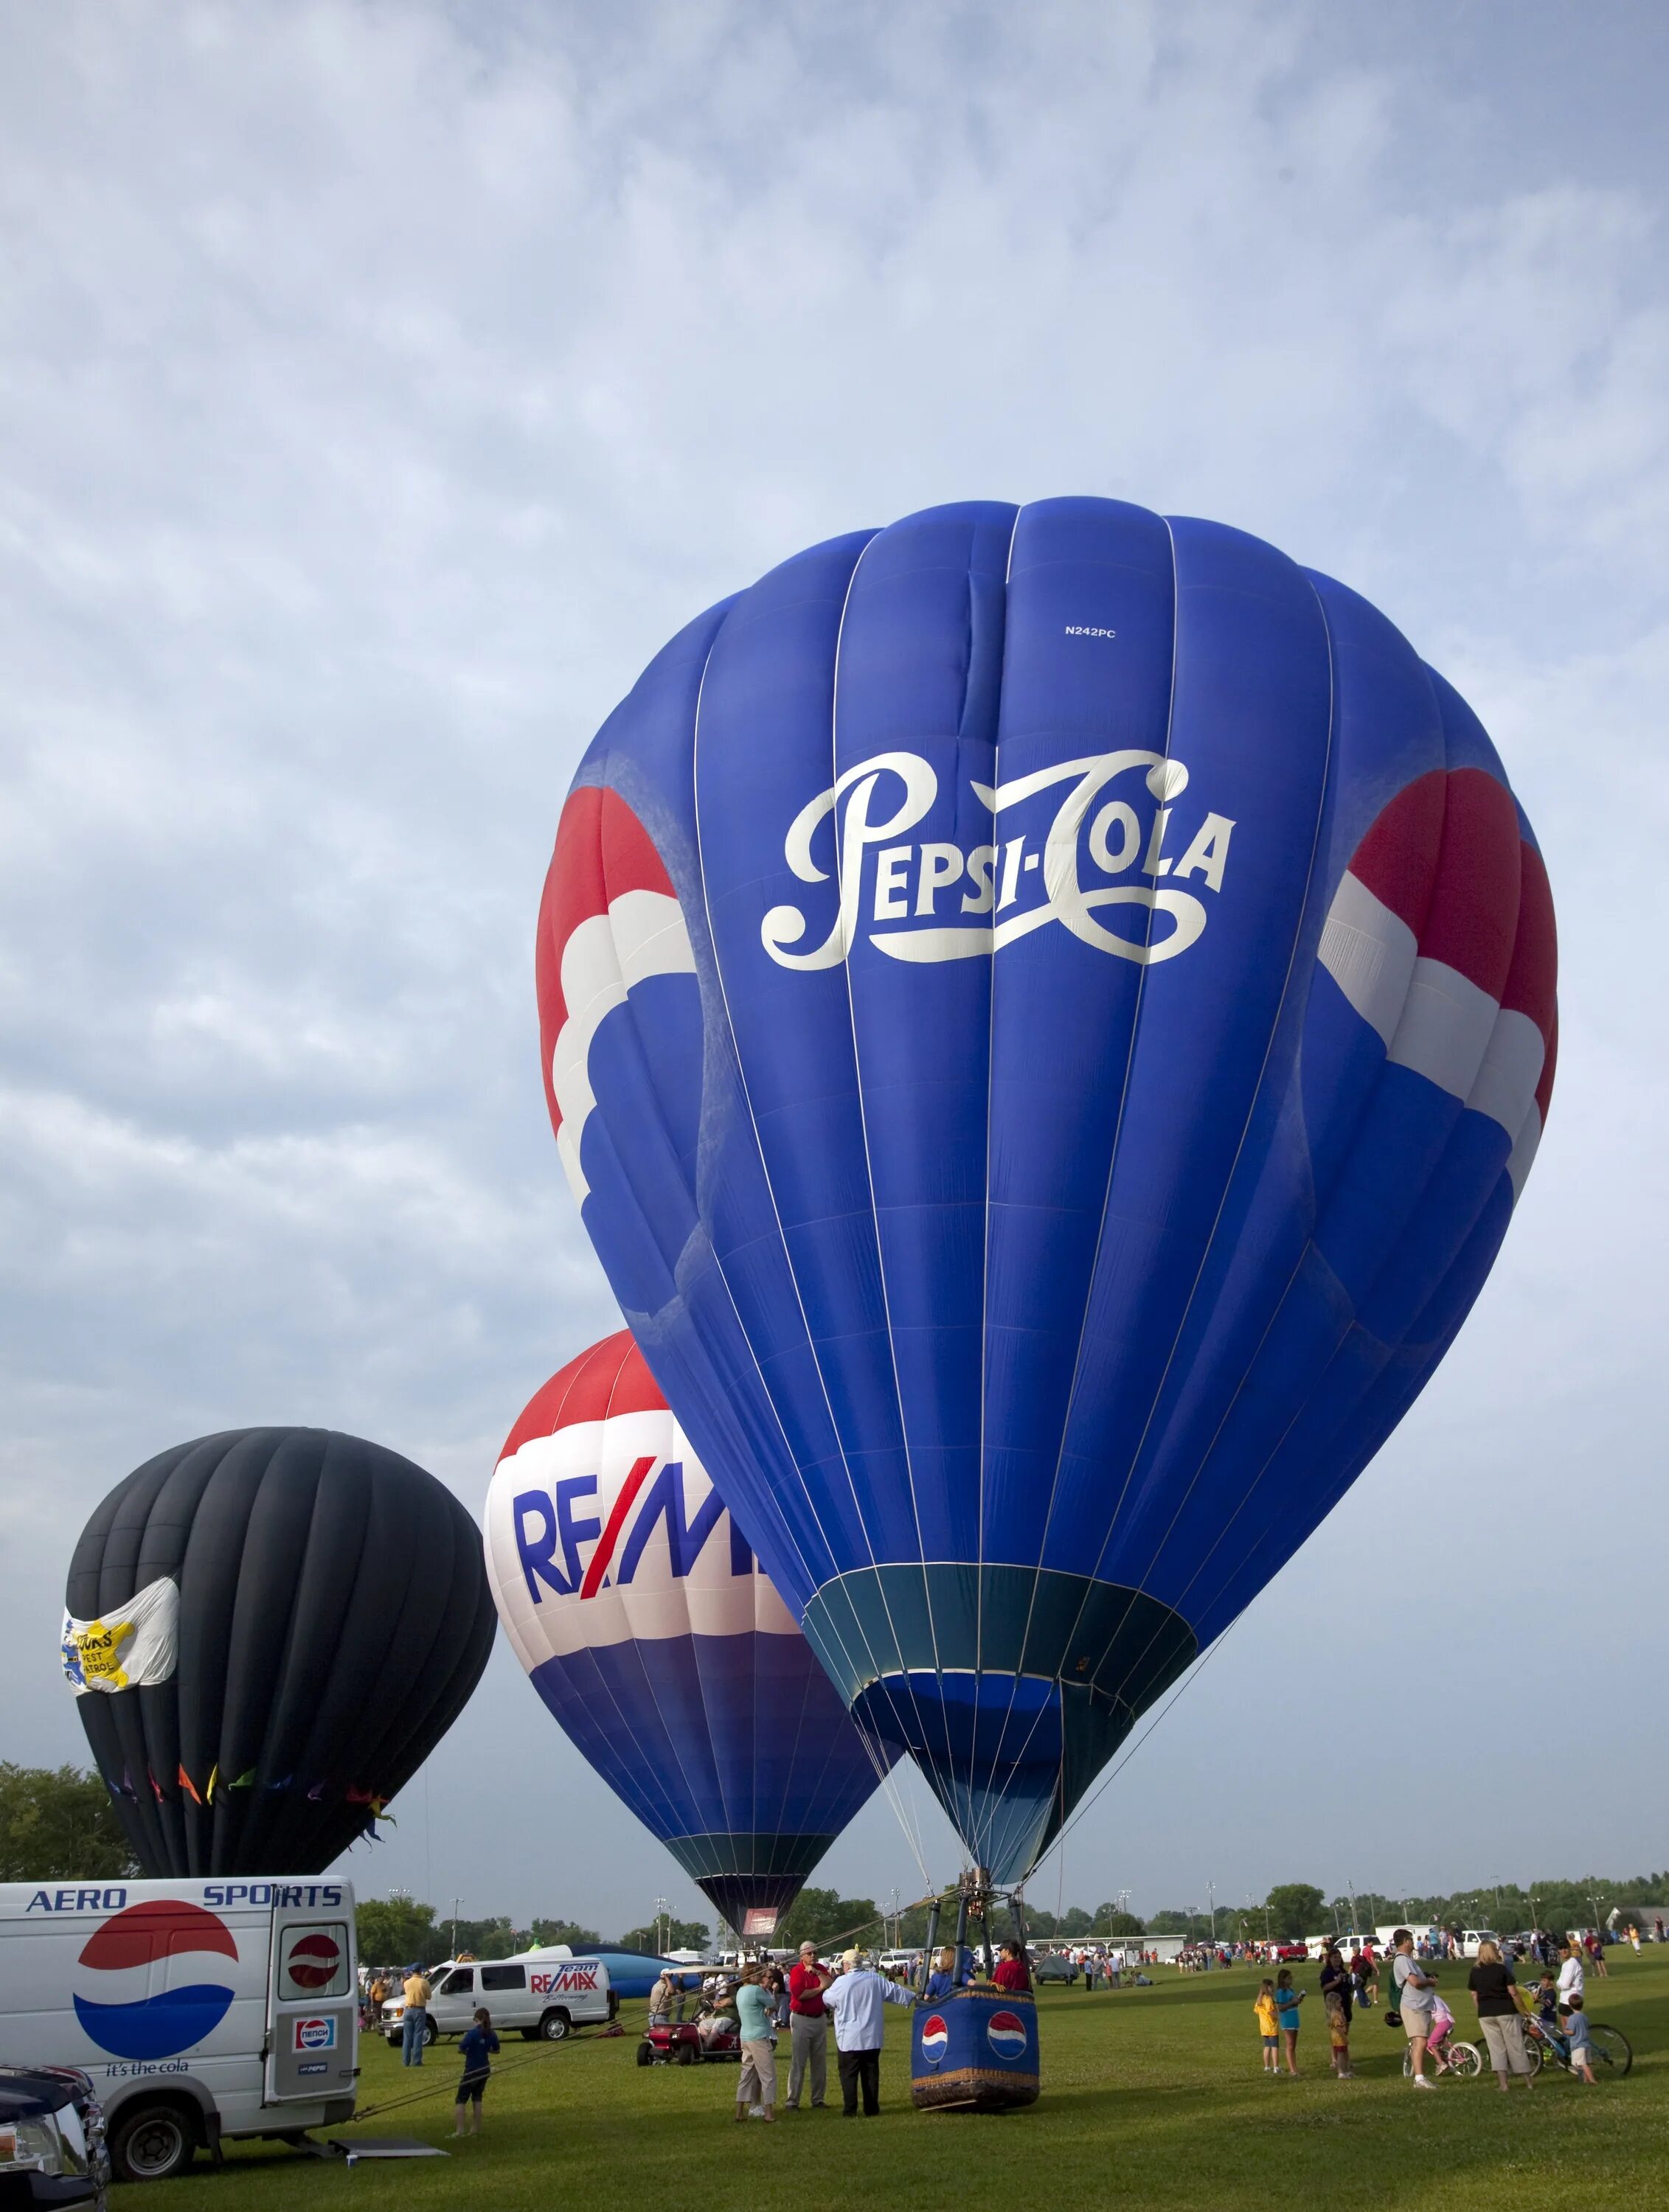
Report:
483,1332,891,1933
535,498,1557,1884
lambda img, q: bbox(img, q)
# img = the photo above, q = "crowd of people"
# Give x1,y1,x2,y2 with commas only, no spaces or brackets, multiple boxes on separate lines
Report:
360,1915,1642,2127
1250,1929,1609,2092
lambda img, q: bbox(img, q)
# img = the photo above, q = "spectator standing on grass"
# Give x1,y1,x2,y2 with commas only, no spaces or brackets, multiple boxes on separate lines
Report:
825,1950,915,2118
785,1942,830,2111
1557,1938,1586,2012
734,1964,778,2124
1562,1997,1596,2083
1319,1943,1355,2079
1466,1939,1534,2093
1274,1969,1304,2076
1253,1980,1280,2076
453,2007,499,2136
1587,1931,1609,1980
400,1964,431,2067
1391,1930,1439,2089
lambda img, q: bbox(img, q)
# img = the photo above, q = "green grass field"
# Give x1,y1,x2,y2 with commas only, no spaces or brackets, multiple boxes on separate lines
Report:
128,1953,1669,2210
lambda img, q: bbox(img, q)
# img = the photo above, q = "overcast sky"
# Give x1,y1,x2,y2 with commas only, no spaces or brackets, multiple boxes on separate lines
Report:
4,0,1666,1938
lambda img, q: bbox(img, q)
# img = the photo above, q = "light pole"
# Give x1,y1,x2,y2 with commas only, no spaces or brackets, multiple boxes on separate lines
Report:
654,1897,668,1955
450,1897,463,1958
1207,1883,1216,1947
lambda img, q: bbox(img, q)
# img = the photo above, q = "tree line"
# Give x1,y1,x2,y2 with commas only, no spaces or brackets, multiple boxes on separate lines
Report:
6,1764,1663,1954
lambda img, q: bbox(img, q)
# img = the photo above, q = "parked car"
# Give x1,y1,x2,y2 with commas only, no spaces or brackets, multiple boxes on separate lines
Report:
1033,1953,1077,1983
1271,1943,1308,1962
0,2066,108,2208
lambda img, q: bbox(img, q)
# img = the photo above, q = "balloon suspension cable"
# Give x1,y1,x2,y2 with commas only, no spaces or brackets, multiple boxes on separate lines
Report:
1026,1615,1243,1887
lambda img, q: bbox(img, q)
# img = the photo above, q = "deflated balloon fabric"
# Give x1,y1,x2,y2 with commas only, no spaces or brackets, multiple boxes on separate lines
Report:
535,498,1557,1882
66,1430,497,1877
484,1331,891,1932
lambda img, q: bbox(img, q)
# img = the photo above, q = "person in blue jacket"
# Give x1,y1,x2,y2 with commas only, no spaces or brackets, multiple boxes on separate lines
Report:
454,2007,501,2136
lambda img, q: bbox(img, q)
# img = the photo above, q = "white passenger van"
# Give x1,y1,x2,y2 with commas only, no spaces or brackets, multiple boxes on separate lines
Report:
0,1877,358,2183
383,1949,615,2046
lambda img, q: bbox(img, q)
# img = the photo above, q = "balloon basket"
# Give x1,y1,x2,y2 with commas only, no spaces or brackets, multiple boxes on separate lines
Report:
911,1989,1039,2112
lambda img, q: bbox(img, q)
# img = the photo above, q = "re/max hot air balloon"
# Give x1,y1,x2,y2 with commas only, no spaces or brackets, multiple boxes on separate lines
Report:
64,1429,496,1877
535,497,1557,1884
482,1331,891,1934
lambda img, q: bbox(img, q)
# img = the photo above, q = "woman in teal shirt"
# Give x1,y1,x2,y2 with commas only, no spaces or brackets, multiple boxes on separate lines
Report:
1274,1970,1305,2077
735,1968,780,2123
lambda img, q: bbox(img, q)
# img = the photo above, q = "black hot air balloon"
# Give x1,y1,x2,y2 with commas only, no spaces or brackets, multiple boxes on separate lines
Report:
63,1429,496,1877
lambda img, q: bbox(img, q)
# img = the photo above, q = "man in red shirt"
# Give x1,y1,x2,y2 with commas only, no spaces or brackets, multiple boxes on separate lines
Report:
993,1941,1033,1994
785,1941,831,2110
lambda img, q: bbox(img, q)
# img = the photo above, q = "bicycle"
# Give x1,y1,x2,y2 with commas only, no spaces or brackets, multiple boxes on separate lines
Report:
1522,2012,1633,2079
1403,2039,1484,2080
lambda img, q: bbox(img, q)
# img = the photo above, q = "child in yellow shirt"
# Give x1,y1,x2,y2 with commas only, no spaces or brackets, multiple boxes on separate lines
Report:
1254,1979,1280,2075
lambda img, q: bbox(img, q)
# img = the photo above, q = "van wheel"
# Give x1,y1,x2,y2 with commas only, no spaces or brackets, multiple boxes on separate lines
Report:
539,2008,572,2041
423,2016,438,2046
111,2101,198,2183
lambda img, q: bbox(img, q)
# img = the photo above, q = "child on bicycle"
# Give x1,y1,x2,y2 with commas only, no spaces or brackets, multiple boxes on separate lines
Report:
1253,1979,1280,2074
1426,1992,1457,2074
1561,2000,1596,2083
1532,1969,1559,2024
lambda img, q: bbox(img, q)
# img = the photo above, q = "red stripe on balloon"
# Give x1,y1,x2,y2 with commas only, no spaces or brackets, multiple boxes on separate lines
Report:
1345,768,1446,938
1417,768,1521,999
579,1455,658,1599
536,788,678,1138
499,1329,665,1461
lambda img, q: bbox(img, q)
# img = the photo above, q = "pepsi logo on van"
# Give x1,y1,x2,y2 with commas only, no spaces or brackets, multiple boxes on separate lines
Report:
72,1899,238,2062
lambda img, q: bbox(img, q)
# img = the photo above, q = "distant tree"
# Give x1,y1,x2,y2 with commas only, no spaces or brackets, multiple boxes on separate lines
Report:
617,1918,709,1954
1092,1905,1146,1937
446,1916,529,1959
1147,1909,1212,1938
0,1764,139,1882
1263,1884,1327,1942
355,1896,438,1970
530,1918,605,1951
774,1886,881,1950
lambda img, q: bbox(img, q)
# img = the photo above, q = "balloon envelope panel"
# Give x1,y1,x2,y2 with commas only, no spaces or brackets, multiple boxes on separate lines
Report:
65,1429,496,1877
537,498,1557,1881
483,1332,890,1931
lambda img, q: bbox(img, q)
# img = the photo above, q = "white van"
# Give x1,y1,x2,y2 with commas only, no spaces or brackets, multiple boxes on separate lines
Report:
383,1949,614,2046
0,1877,358,2183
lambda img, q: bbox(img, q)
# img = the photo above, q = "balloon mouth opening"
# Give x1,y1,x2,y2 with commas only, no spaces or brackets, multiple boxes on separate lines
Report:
803,1565,1198,1882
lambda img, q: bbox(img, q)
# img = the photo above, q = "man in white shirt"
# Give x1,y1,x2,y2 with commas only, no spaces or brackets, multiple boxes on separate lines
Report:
1557,1940,1586,2011
823,1949,916,2116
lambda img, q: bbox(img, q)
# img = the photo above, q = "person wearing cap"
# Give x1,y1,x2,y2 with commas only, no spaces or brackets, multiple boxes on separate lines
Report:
823,1949,915,2117
785,1941,831,2110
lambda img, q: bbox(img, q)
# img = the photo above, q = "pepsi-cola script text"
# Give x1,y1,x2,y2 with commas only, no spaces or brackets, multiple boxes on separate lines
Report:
760,749,1235,971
